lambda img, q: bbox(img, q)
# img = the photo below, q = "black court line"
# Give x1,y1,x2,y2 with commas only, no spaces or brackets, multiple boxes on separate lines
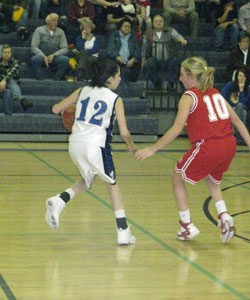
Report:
203,181,250,243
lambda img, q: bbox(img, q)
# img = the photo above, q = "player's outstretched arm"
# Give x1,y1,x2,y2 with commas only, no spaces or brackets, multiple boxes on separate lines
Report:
115,97,135,152
135,94,193,161
52,88,81,114
226,101,250,148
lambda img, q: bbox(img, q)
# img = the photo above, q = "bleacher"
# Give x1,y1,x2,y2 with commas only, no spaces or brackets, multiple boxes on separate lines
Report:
0,16,231,139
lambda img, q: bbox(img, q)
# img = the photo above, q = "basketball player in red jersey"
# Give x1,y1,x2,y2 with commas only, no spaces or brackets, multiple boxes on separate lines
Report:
135,56,250,242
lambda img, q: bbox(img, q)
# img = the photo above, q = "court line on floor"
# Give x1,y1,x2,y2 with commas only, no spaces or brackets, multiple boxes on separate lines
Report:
11,142,250,300
0,274,16,300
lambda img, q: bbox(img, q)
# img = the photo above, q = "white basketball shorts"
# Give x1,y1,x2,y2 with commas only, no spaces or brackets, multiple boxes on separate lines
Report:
69,141,116,188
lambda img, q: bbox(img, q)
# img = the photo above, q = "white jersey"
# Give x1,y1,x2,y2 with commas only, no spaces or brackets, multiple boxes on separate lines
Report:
69,86,119,148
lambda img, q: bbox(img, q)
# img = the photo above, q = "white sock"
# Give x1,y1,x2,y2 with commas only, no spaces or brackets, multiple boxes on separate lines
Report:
65,188,75,200
179,209,191,223
215,200,227,215
114,209,126,219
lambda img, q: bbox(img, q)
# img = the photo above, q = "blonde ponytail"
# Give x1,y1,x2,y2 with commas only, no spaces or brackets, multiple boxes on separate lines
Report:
181,56,216,92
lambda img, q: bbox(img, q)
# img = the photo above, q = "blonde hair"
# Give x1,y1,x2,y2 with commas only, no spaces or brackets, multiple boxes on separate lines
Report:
80,17,96,31
181,56,216,92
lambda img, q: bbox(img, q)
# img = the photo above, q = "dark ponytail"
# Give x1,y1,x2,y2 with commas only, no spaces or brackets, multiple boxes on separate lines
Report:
87,58,119,88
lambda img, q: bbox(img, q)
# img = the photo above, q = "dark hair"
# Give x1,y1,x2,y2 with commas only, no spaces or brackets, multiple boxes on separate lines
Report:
232,68,249,96
118,18,132,30
87,58,119,87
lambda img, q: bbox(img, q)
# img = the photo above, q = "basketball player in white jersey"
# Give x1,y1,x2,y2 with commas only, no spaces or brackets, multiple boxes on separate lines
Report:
46,59,136,245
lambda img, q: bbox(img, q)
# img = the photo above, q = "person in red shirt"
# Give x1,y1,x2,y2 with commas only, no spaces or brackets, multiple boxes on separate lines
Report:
135,56,250,243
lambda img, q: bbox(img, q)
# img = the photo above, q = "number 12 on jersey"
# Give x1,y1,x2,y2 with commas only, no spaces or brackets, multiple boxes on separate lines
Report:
77,97,108,126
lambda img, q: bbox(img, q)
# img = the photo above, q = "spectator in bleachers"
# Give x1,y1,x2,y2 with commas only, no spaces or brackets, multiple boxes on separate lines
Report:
71,17,99,80
224,34,249,82
2,0,30,36
238,0,250,37
0,44,33,113
107,18,141,82
141,14,187,90
214,0,239,51
66,0,95,43
221,68,250,144
136,0,152,35
163,0,199,36
106,0,137,34
31,13,69,80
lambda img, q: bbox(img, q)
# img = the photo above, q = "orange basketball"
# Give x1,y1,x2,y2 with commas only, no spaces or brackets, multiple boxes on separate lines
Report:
62,105,76,131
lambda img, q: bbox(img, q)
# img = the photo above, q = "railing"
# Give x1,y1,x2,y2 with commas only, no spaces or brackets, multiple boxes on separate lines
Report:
144,41,184,111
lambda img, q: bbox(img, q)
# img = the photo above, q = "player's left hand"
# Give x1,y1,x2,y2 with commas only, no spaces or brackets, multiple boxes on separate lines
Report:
134,147,155,160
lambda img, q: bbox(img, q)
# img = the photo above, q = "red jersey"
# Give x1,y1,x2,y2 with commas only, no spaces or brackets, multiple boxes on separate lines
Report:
184,87,233,144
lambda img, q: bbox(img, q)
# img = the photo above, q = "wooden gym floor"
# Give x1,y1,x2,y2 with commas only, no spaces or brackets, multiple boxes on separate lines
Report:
0,138,249,300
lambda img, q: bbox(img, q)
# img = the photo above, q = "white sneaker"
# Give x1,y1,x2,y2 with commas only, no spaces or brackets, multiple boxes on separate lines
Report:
218,212,235,242
46,195,66,229
117,226,136,245
177,221,200,241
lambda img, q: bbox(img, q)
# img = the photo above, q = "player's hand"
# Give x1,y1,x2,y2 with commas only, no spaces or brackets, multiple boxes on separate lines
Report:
134,147,155,160
127,141,136,153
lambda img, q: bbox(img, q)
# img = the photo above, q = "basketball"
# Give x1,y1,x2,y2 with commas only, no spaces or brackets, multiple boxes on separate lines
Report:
62,105,76,131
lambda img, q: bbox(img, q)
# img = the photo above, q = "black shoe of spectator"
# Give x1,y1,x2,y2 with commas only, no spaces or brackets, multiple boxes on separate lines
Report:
215,45,223,52
20,98,33,110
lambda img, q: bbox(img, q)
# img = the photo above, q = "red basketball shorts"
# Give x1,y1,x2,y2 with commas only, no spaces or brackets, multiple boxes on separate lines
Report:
175,135,236,184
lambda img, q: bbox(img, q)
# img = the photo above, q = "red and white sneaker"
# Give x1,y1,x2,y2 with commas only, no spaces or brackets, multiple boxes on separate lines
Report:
177,221,200,241
218,212,235,242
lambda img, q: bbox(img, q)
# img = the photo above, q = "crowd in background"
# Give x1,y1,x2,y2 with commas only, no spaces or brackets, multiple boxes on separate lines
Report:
0,0,249,140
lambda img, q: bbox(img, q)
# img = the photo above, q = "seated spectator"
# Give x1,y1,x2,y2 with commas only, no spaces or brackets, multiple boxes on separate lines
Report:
214,0,239,51
238,0,250,37
141,14,187,89
31,13,69,80
2,0,30,36
107,18,141,82
221,68,250,145
0,44,33,113
136,0,152,35
72,17,99,80
66,0,95,43
163,0,199,37
224,35,250,82
106,0,137,34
